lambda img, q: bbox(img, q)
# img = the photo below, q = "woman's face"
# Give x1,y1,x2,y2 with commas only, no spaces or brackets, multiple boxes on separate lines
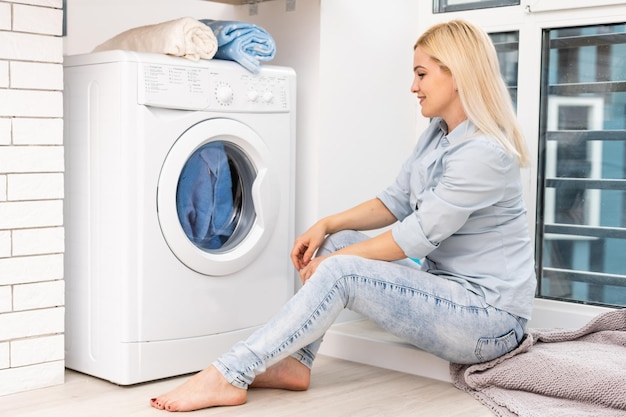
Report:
411,47,464,129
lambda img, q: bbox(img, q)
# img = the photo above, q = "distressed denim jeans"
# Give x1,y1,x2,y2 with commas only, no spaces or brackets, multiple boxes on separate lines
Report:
213,230,527,389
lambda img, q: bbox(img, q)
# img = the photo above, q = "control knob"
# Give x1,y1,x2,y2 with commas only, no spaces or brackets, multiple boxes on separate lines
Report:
247,90,259,102
216,85,234,105
262,91,274,103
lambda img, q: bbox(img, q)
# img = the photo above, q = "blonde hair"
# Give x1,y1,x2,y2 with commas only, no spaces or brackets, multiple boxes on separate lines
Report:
415,20,530,166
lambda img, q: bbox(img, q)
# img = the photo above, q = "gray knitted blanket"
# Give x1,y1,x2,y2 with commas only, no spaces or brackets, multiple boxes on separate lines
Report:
450,309,626,417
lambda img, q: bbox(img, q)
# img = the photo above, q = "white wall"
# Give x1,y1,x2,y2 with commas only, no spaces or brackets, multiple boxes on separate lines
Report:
318,0,420,217
0,0,65,396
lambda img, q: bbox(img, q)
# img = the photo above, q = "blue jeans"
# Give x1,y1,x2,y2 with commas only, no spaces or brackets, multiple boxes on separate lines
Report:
213,230,527,389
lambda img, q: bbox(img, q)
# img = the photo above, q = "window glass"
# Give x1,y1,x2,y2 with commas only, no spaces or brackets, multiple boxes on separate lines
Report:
536,23,626,307
489,31,519,108
433,0,519,13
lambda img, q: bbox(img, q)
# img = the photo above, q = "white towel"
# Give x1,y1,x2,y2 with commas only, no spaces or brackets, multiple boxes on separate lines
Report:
93,17,218,61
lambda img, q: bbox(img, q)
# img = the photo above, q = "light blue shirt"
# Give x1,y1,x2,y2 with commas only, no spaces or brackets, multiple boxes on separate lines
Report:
377,118,536,319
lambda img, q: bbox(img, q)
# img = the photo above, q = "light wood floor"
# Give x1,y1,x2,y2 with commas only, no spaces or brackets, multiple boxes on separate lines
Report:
0,355,492,417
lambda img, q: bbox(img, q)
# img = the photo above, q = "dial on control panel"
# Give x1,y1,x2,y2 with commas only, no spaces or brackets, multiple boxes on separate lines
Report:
215,83,234,105
262,91,274,103
247,90,259,102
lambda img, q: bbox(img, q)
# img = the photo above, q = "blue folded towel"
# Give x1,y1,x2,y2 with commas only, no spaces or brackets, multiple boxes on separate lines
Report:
200,19,276,73
176,142,235,250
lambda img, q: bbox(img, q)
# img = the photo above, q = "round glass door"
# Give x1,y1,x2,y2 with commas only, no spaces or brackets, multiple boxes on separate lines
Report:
176,140,255,252
158,118,279,276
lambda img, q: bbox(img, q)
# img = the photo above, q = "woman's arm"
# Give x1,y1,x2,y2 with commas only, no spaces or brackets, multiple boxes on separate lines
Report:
322,198,399,234
291,198,405,282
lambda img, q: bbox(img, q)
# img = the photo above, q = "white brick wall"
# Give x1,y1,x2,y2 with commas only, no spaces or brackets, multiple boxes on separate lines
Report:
13,118,63,145
0,174,6,200
11,334,64,367
7,173,64,200
0,343,8,369
0,61,8,87
13,227,64,256
0,286,11,313
0,0,65,397
0,118,10,144
0,4,10,30
10,61,63,90
13,3,63,35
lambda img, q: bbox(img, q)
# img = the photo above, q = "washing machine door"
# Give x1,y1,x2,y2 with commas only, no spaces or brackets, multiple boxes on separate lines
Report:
157,118,279,276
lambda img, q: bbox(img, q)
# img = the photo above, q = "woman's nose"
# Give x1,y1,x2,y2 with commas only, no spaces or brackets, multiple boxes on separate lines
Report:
411,78,419,93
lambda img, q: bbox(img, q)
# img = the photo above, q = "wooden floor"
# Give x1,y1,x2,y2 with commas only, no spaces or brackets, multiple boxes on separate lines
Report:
0,356,492,417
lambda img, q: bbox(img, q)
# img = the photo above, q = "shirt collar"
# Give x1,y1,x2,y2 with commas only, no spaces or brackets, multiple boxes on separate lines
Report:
437,118,475,147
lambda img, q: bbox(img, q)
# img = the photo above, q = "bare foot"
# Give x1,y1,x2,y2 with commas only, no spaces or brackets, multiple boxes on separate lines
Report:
250,356,311,391
150,365,246,412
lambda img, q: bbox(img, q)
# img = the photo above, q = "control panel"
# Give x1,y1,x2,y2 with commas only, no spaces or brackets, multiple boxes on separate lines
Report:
138,62,290,112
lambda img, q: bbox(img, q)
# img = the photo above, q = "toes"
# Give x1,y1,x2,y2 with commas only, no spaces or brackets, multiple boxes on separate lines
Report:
164,400,184,412
150,396,174,411
150,397,163,410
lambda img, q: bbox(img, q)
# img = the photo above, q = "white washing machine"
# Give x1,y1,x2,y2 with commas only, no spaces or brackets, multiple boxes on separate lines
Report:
63,50,296,385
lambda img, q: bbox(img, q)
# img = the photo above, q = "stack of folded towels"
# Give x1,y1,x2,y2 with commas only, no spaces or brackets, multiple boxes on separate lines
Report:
93,16,277,73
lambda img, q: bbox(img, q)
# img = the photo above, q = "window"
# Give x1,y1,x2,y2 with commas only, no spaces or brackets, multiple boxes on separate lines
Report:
536,23,626,307
433,0,519,13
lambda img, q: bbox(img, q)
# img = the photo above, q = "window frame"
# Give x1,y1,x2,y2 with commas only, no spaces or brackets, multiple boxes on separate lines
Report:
536,25,626,306
433,0,519,13
526,0,626,13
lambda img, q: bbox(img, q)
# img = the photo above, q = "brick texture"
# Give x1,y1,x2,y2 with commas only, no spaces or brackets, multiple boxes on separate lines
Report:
0,0,65,395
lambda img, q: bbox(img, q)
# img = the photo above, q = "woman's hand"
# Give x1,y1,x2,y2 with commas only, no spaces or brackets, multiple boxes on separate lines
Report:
297,254,328,284
290,221,328,271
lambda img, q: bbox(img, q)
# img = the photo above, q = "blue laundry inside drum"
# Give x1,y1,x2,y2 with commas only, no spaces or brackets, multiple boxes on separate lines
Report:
176,141,237,250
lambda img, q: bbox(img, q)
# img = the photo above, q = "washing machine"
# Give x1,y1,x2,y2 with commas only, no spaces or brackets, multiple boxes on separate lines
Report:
63,50,296,385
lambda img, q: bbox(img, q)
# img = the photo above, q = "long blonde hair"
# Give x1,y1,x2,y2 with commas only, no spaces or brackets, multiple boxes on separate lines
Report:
415,20,530,166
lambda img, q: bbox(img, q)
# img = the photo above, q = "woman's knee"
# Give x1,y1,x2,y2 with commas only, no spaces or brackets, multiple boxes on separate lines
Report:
308,255,361,293
316,254,361,274
318,230,368,256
